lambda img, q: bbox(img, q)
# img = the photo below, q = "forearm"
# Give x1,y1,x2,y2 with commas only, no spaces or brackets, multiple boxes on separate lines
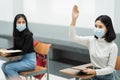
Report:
70,18,77,27
95,67,114,75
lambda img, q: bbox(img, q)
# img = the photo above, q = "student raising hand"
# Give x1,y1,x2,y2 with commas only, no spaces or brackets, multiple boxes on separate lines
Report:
71,5,79,27
69,4,118,80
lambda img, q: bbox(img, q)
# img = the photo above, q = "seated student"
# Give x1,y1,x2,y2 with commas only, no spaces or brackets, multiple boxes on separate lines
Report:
0,14,36,80
69,5,118,80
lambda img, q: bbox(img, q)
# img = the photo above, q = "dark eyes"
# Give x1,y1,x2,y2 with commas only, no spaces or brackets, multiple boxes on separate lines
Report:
95,25,97,28
99,26,103,28
95,25,103,28
17,21,25,24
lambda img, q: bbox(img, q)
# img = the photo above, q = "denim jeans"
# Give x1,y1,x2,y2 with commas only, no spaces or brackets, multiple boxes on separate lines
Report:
2,52,36,79
89,73,114,80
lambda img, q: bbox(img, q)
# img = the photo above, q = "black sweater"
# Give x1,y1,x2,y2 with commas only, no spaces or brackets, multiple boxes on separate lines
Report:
8,29,34,57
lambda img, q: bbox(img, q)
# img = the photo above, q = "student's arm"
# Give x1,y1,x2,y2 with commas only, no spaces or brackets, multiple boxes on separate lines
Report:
95,43,118,75
22,34,33,54
7,39,17,50
69,5,90,47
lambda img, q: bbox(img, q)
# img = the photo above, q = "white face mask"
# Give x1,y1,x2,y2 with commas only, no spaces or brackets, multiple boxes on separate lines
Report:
16,24,26,32
94,28,105,38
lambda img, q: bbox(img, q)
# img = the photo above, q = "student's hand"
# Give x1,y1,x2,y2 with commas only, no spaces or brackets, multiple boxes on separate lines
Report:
0,48,9,57
82,68,96,75
72,5,79,20
70,5,79,27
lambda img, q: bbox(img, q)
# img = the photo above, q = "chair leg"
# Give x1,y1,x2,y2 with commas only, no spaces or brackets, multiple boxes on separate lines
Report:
25,76,32,80
75,78,79,80
30,76,32,80
47,73,49,80
47,51,50,80
26,77,28,80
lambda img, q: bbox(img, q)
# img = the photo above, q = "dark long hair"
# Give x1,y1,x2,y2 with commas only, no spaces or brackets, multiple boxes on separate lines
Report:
95,15,116,42
13,14,30,37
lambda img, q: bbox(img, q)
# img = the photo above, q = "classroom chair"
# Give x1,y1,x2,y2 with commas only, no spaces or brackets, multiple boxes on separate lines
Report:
115,56,120,70
19,41,51,80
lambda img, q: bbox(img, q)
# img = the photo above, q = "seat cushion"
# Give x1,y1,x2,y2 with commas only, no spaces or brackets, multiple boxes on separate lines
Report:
19,66,47,76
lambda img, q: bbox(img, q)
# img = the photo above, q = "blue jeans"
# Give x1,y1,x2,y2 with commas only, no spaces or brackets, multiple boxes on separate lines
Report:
2,52,36,79
89,73,114,80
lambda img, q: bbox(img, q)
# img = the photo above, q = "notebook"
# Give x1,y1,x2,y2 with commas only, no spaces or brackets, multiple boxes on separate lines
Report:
71,66,93,75
0,49,22,54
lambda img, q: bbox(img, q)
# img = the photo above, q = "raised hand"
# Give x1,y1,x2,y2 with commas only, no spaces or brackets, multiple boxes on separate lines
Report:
70,5,79,27
72,5,79,20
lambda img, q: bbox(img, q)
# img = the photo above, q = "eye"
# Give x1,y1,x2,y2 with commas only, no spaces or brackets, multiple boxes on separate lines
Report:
17,21,21,24
98,25,103,29
22,21,26,24
95,25,97,28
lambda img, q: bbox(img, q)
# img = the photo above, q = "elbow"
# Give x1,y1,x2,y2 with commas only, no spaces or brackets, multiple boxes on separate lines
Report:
106,67,115,75
106,67,115,74
69,36,76,42
110,67,114,73
69,34,76,42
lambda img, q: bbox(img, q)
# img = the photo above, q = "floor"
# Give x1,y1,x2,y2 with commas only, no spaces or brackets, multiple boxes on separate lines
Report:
21,74,75,80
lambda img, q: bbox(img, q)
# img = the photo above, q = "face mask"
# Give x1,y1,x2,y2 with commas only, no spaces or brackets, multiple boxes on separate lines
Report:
94,28,105,38
16,24,26,32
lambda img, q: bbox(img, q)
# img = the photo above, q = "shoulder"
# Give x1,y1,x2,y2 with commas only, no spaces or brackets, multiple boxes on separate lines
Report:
88,36,95,41
80,36,95,42
110,42,118,52
24,31,33,37
23,31,33,40
81,36,94,39
111,42,118,49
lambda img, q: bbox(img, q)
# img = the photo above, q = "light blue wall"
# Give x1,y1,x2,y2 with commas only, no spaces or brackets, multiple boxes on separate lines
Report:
0,21,120,55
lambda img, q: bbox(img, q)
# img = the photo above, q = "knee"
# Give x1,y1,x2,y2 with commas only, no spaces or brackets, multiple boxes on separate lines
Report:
2,63,13,73
4,64,12,71
2,63,6,71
